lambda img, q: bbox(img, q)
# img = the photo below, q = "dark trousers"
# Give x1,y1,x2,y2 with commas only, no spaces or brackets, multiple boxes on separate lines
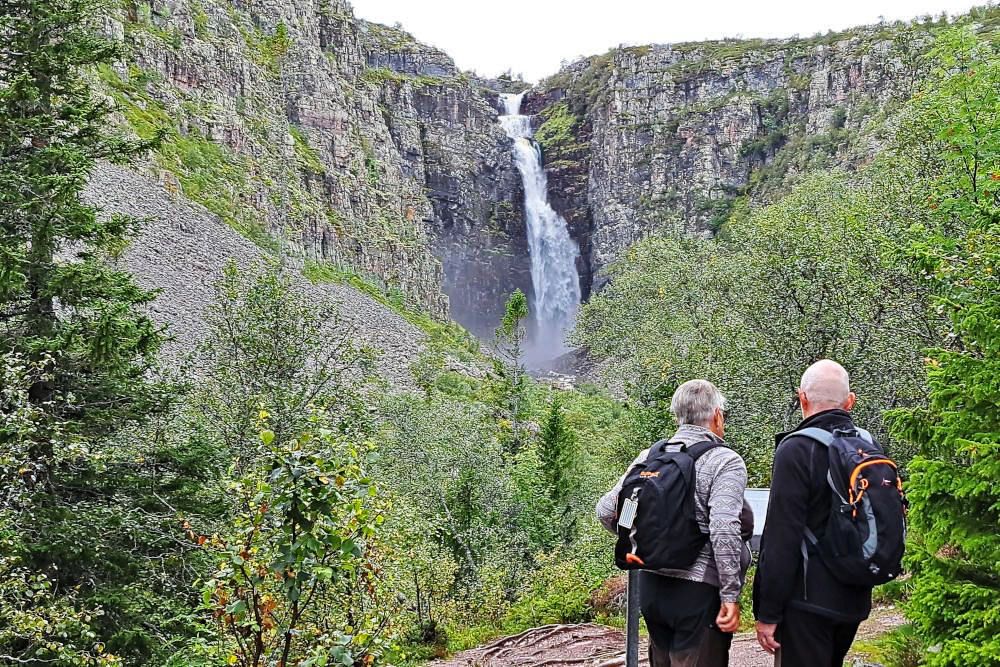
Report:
775,606,861,667
639,572,732,667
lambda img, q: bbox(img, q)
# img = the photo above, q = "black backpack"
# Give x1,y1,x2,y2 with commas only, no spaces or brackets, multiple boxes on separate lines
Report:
789,427,906,589
614,439,720,571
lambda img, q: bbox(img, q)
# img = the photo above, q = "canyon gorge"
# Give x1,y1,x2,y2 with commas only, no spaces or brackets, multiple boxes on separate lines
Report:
94,0,977,369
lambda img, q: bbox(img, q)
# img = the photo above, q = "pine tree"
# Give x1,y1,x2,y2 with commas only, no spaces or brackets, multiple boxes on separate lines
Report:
0,0,164,472
888,28,1000,666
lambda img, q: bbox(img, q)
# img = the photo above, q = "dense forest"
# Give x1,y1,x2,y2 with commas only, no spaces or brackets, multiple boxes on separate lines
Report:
0,0,998,666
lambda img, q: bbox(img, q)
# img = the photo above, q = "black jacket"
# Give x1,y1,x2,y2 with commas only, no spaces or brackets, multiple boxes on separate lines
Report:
752,409,873,624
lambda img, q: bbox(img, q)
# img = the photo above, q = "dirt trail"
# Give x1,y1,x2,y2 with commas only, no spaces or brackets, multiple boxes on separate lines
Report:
431,608,904,667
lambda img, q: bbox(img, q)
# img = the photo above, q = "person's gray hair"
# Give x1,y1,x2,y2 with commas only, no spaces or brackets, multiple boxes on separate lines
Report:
670,379,726,426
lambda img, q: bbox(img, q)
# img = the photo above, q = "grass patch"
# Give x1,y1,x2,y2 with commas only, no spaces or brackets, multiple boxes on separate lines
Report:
852,624,923,667
871,575,912,606
303,260,481,360
240,21,291,74
289,126,326,175
127,4,183,49
191,0,210,38
535,102,580,158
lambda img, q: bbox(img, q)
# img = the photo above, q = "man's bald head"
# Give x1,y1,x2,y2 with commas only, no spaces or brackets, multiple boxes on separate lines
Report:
798,359,856,417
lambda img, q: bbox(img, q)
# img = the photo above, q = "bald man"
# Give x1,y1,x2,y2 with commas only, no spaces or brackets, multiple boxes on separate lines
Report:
752,360,872,666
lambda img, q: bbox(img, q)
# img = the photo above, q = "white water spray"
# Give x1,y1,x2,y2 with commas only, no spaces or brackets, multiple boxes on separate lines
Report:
499,92,582,363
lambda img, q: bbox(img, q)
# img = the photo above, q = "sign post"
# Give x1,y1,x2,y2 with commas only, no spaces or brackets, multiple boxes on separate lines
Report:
625,570,640,667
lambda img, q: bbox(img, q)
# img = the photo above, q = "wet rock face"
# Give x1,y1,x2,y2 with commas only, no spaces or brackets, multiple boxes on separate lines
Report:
530,29,930,291
358,22,532,335
101,0,525,327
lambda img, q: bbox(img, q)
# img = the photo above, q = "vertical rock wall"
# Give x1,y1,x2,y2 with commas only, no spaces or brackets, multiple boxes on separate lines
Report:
102,0,527,326
527,24,938,291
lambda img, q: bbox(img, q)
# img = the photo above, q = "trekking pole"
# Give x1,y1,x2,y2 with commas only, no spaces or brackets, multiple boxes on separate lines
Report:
625,570,639,667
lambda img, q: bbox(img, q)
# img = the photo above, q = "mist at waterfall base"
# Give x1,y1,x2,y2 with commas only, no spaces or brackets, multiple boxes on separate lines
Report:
499,93,583,367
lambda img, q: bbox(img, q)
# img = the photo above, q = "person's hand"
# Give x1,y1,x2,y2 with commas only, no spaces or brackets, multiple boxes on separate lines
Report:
715,602,740,633
755,621,781,654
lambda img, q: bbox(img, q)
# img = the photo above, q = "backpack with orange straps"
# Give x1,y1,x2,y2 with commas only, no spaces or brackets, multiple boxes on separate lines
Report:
789,427,906,589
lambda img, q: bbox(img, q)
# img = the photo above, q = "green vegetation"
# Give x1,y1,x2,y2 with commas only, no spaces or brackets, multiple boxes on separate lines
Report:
695,194,740,232
361,67,453,89
885,29,1000,666
535,102,580,157
362,66,411,86
852,625,924,667
302,260,481,360
127,3,184,49
191,0,209,38
241,21,291,73
739,89,790,161
0,1,173,662
289,125,326,175
3,2,1000,665
536,397,580,545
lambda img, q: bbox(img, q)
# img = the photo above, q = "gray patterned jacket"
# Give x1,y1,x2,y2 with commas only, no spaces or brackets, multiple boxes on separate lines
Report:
596,424,753,603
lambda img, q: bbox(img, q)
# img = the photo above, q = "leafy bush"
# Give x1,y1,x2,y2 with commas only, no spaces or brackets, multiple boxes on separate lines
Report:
200,414,390,667
505,553,598,627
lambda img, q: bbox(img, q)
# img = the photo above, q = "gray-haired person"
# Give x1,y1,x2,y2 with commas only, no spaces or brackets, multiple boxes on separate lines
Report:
597,379,754,667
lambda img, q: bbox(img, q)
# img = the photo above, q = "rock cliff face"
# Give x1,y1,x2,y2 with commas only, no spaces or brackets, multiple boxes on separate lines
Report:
102,0,528,333
101,3,996,353
526,24,939,291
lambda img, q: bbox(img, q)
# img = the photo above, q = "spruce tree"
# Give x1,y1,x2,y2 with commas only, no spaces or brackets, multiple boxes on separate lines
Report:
889,28,1000,666
494,289,529,450
0,1,170,661
538,396,578,543
0,0,164,472
538,396,576,507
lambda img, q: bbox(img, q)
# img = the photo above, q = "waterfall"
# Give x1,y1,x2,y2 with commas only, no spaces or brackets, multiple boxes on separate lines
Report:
499,92,582,363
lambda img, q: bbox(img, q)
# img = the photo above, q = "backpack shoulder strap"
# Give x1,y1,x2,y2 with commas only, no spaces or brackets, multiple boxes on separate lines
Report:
651,438,675,455
856,427,874,444
783,427,848,503
783,427,835,448
685,440,722,461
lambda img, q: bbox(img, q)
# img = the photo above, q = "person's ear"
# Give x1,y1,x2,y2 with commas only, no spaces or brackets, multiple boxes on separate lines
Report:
844,392,857,411
708,407,725,438
797,388,808,412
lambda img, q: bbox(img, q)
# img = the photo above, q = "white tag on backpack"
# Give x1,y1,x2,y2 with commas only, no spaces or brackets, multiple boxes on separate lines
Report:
618,496,638,530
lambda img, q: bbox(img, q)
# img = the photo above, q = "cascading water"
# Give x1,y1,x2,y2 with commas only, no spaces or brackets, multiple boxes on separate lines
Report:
499,92,582,364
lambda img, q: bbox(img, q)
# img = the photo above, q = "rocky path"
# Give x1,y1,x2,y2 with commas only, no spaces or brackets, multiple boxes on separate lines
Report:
431,608,904,667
